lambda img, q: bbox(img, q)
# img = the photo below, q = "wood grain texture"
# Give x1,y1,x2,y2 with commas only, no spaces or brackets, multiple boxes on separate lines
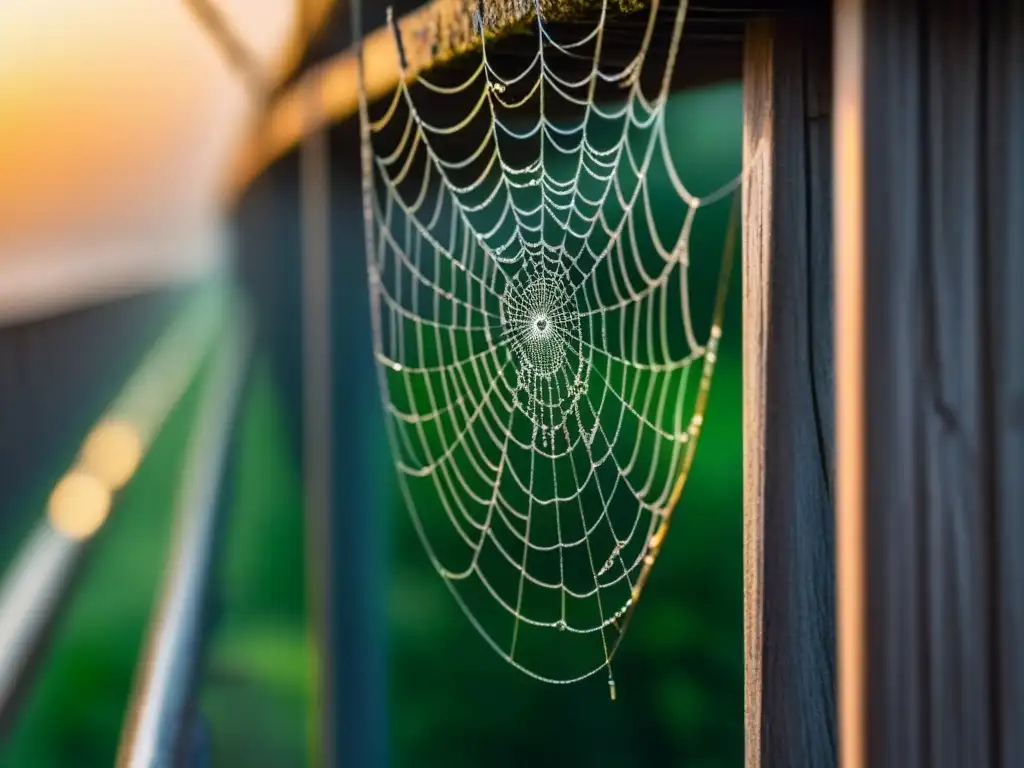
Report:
844,1,1024,765
742,16,836,768
742,25,769,767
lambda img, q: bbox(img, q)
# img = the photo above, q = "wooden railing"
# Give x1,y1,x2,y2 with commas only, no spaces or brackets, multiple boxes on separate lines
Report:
117,307,251,767
0,284,226,736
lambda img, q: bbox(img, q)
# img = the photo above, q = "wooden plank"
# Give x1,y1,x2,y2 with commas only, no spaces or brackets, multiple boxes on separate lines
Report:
742,15,836,768
862,1,984,765
741,26,769,764
835,1,1024,765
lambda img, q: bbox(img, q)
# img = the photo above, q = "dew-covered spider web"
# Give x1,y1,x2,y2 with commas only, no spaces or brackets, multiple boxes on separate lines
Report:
357,0,749,693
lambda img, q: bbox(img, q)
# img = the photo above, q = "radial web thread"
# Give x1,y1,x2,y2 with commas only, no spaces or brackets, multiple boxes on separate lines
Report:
357,0,750,692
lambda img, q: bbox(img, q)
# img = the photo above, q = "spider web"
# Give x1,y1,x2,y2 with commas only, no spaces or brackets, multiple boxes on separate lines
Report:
357,0,747,691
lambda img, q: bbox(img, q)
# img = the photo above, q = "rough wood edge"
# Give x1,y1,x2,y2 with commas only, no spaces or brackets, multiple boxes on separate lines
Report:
741,19,773,768
225,0,626,196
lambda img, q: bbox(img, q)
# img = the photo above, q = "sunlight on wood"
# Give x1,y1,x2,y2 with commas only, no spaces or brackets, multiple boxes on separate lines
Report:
834,2,866,767
81,420,145,492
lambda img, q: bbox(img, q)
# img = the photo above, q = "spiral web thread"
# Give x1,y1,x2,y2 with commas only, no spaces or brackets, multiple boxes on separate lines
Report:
357,0,749,693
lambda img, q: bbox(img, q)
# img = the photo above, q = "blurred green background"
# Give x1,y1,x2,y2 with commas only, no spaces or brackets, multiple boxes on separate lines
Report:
0,82,742,768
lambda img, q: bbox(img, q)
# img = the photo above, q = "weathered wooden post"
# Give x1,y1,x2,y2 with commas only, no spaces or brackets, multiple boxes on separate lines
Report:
742,8,837,768
834,1,1024,766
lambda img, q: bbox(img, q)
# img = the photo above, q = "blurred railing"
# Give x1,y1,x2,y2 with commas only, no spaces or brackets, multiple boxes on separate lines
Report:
0,282,226,734
117,305,251,768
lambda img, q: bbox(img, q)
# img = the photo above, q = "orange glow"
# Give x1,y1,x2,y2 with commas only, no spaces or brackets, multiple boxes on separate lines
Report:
81,419,144,491
230,25,403,194
0,0,296,251
274,0,336,86
835,1,866,767
47,470,112,541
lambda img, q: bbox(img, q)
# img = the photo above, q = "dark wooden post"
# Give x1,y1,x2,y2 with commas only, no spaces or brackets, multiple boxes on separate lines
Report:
834,0,1024,765
743,13,837,768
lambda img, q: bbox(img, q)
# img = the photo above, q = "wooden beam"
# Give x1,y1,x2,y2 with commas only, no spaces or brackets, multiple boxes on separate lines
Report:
743,15,836,768
227,0,796,196
835,0,1024,765
227,0,619,194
